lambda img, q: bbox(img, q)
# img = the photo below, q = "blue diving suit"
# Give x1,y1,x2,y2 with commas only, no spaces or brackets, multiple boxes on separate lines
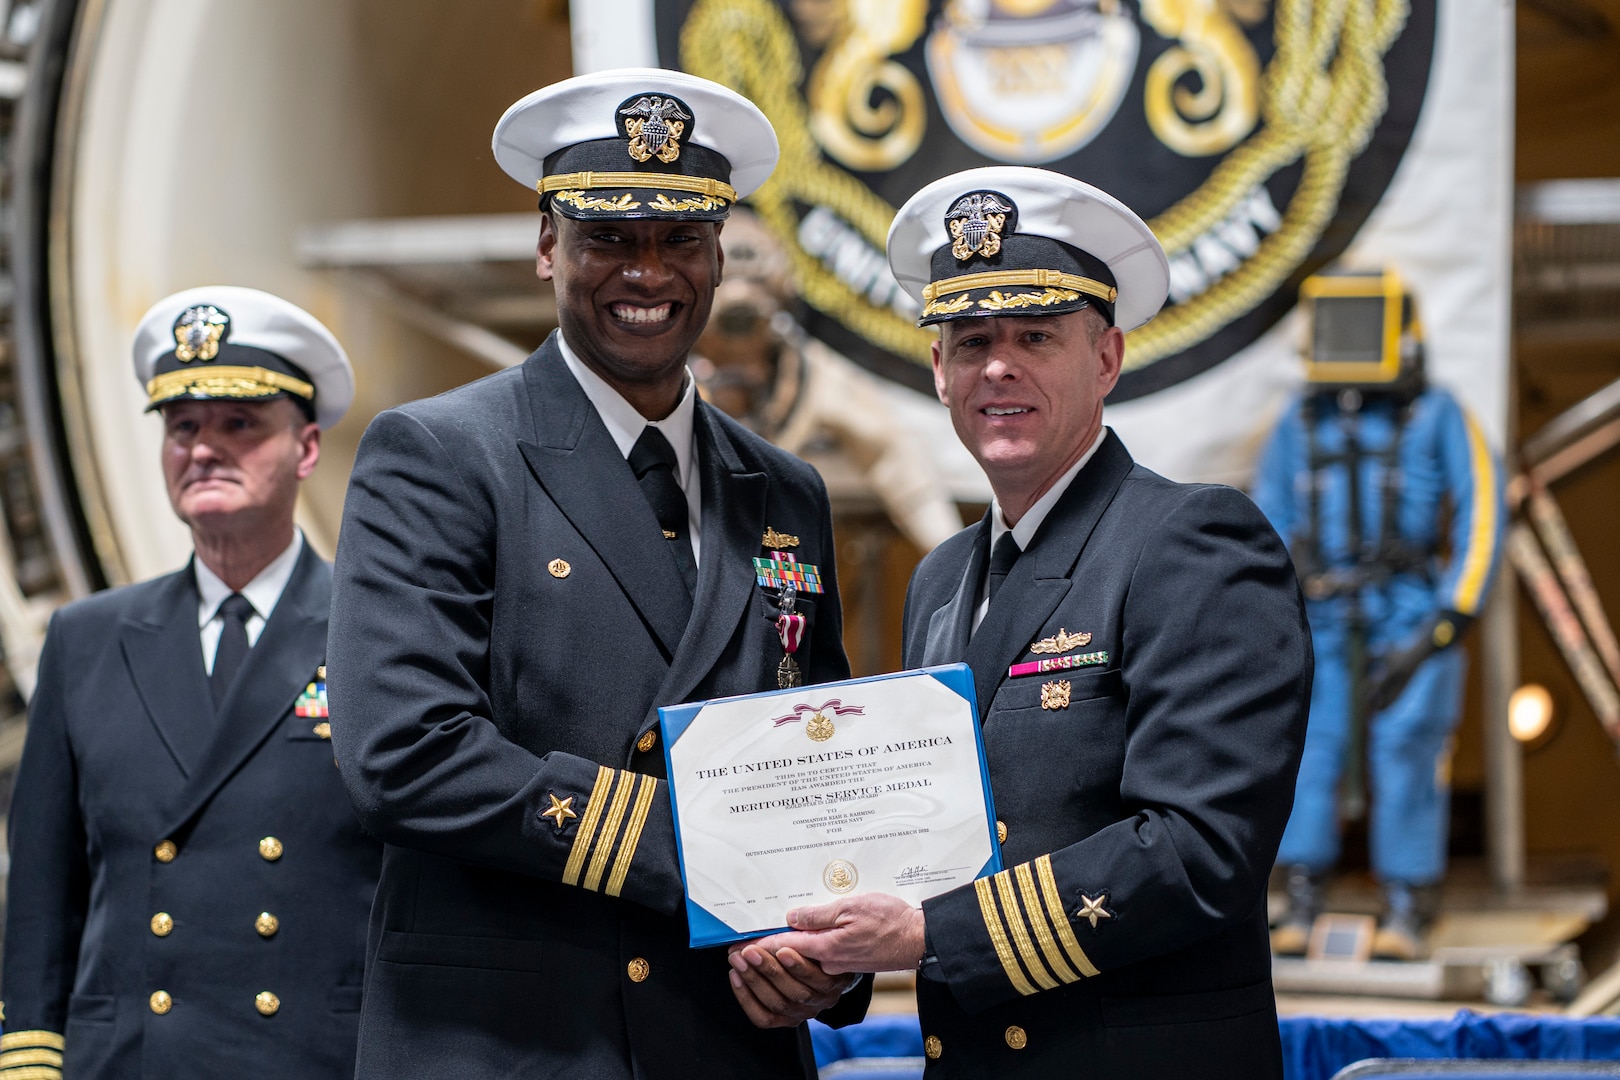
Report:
1252,386,1504,890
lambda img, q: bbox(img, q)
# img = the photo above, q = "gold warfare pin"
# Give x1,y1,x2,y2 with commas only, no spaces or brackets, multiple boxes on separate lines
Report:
1029,628,1093,655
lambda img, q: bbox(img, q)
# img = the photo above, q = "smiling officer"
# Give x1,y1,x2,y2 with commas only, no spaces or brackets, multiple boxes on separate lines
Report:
747,167,1313,1078
326,69,866,1078
1,287,380,1079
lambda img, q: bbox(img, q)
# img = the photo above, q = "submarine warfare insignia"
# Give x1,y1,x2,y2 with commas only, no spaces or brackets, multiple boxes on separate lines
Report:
620,95,691,164
173,305,230,362
775,583,805,688
761,527,800,550
947,191,1015,261
1030,628,1092,655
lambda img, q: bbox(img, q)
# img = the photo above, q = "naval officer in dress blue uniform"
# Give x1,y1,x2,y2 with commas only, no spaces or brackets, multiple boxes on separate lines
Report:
327,69,867,1079
1,287,381,1078
749,168,1313,1078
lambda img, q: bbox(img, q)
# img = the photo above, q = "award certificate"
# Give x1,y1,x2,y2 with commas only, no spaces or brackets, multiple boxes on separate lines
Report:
659,664,999,947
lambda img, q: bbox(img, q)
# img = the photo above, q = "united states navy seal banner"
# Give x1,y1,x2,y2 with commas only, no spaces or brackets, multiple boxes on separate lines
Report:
572,0,1510,483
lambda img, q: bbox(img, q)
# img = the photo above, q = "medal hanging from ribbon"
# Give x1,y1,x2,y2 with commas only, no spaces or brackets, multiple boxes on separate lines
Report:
775,581,805,688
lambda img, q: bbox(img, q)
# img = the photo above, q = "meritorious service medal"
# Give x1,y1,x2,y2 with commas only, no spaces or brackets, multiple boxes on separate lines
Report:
775,581,805,689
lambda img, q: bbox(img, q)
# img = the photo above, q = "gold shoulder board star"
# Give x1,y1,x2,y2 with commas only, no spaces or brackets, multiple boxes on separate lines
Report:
1076,893,1112,929
541,793,578,830
762,527,800,549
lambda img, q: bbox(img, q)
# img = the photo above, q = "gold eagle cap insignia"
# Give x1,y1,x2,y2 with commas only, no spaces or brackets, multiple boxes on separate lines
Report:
1030,628,1092,655
619,94,692,164
762,527,800,549
946,191,1014,261
173,304,229,363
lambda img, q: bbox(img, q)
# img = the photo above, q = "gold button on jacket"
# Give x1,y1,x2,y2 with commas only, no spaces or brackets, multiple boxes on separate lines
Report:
636,730,657,753
256,912,280,938
255,991,280,1016
996,820,1007,843
154,840,177,863
150,912,174,937
627,958,650,983
1004,1025,1028,1050
924,1035,943,1059
149,990,172,1015
258,836,283,861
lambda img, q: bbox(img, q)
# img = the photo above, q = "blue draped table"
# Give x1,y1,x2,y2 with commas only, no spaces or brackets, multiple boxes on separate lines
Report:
810,1011,1620,1079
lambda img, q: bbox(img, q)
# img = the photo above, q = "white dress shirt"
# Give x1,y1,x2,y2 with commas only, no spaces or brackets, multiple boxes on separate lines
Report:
195,530,303,674
560,334,703,566
973,427,1107,632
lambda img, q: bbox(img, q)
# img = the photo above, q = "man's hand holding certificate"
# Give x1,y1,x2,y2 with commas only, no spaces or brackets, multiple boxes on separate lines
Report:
658,664,999,949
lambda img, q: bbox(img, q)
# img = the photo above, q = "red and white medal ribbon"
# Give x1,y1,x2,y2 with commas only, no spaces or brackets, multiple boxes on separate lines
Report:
775,612,806,655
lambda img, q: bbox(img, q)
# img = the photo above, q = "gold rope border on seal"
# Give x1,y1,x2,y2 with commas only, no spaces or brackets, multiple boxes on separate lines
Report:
680,0,1410,372
146,366,314,405
539,172,737,203
922,269,1117,305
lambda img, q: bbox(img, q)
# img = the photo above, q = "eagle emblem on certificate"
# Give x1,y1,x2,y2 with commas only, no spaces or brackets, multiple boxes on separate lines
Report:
620,94,691,163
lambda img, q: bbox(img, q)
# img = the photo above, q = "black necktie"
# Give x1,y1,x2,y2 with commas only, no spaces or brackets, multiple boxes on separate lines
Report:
629,426,698,599
210,592,255,708
987,533,1021,606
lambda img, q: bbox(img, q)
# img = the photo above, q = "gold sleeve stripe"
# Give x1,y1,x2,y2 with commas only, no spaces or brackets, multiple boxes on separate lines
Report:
974,876,1039,997
583,769,638,892
562,766,616,887
0,1067,64,1080
994,870,1059,991
1451,409,1498,616
0,1047,64,1067
1013,861,1080,984
605,774,659,898
0,1034,63,1053
1034,855,1099,977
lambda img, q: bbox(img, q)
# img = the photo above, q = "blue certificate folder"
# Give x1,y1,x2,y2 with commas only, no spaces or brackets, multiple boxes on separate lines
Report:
658,663,1001,948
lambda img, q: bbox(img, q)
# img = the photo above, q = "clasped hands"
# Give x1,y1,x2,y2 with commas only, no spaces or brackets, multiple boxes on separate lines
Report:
727,892,927,1029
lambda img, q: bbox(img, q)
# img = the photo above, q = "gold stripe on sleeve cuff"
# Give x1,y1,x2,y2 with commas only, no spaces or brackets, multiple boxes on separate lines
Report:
562,766,616,887
974,876,1039,997
1035,855,1100,977
605,774,659,898
584,769,638,892
0,1068,64,1080
0,1047,64,1067
1014,861,1081,984
995,870,1059,991
0,1033,64,1052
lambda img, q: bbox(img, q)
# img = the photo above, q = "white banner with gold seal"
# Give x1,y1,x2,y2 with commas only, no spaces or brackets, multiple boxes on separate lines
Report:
575,0,1510,492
